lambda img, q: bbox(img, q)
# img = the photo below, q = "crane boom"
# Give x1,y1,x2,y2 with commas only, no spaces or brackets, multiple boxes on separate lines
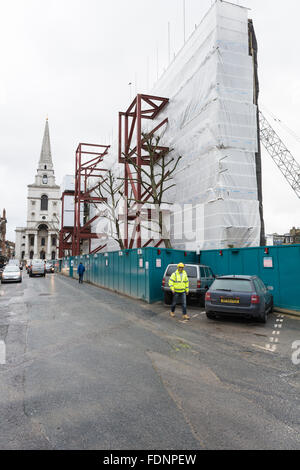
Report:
259,111,300,199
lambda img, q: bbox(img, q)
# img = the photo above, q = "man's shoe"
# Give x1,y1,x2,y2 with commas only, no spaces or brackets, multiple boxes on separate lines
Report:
182,314,190,320
170,311,175,317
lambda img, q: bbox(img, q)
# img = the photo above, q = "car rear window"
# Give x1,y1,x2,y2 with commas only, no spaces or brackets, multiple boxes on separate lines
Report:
211,279,253,292
166,265,197,278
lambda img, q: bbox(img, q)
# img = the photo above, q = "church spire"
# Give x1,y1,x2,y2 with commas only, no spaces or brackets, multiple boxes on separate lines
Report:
39,118,53,168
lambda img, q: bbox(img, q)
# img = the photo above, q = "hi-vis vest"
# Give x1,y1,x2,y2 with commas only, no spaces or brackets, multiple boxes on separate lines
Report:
169,270,189,293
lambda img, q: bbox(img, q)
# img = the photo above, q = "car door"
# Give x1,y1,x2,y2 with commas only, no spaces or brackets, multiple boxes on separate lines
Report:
206,266,215,288
257,277,272,309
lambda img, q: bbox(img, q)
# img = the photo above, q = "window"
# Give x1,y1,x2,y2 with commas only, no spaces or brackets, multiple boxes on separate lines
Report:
44,165,47,170
41,195,48,210
210,279,253,293
30,251,34,260
42,175,48,184
51,251,56,260
30,236,34,246
52,236,56,246
41,238,45,246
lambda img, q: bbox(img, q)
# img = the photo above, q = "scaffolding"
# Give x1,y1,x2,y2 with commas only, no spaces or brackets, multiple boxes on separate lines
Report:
72,143,109,256
58,190,74,258
118,94,169,248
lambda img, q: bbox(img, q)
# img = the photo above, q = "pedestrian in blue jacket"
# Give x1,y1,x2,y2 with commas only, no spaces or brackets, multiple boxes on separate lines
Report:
77,262,85,284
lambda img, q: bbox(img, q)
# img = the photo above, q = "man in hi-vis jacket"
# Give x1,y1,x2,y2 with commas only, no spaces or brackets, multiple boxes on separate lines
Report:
168,263,190,320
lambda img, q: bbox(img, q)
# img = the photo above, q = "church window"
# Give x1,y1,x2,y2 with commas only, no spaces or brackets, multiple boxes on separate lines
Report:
42,175,48,184
30,236,34,246
41,238,45,246
41,195,48,211
42,216,46,220
29,251,34,260
52,236,56,246
51,251,56,260
44,165,47,170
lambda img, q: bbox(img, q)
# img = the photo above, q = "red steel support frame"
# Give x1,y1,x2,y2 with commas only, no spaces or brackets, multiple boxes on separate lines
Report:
59,190,74,258
73,143,109,256
119,94,169,249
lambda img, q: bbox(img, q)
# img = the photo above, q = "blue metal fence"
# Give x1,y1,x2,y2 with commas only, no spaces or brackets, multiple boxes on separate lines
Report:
199,244,300,311
58,248,197,303
56,244,300,311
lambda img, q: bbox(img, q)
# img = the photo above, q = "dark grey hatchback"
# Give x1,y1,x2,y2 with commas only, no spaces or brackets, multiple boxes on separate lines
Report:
205,275,273,323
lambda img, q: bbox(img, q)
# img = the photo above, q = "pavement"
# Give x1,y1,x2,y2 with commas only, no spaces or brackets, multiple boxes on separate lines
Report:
0,272,299,450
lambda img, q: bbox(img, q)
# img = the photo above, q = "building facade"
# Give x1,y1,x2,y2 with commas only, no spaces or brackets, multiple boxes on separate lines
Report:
15,120,60,261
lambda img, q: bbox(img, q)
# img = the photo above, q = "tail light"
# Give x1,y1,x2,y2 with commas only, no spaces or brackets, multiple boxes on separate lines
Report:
251,295,260,304
162,278,165,287
205,291,211,301
197,280,201,288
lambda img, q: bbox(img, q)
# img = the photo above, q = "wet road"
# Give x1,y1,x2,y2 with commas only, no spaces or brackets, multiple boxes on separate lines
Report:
0,273,299,449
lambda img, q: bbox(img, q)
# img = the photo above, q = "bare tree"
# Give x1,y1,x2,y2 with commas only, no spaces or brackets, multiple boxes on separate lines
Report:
124,132,182,248
93,170,125,250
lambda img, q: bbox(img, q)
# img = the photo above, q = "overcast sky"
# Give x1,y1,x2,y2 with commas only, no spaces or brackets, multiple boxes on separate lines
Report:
0,0,299,241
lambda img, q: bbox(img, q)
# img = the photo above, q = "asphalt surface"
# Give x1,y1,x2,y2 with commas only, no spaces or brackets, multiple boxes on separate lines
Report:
0,272,299,450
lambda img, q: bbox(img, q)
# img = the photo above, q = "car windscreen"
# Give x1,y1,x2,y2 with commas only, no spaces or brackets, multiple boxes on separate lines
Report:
4,266,19,272
166,266,197,278
210,279,253,292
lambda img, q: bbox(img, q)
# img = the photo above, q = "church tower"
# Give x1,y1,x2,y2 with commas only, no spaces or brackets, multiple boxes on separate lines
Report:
15,119,61,261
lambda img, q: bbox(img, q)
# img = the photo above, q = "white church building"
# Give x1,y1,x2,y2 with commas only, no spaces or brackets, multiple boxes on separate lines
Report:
15,119,61,261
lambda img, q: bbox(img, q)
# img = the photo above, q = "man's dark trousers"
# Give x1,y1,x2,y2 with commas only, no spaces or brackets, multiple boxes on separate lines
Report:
171,292,187,315
79,274,84,284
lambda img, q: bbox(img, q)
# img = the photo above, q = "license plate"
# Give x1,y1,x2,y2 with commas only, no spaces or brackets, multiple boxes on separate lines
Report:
221,298,240,304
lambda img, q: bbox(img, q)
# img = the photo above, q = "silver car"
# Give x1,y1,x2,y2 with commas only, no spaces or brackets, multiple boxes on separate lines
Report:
1,265,22,283
162,263,215,305
29,259,46,277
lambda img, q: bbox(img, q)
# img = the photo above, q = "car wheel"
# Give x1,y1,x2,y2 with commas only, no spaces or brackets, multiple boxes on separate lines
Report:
164,292,172,305
206,312,216,320
259,309,268,324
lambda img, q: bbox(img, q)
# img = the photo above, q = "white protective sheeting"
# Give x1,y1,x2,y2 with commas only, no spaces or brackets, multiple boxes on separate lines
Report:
91,0,260,252
149,0,260,250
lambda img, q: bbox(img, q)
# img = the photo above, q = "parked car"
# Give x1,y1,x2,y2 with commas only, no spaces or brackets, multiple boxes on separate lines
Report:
205,275,273,323
8,259,19,266
45,262,54,273
29,259,46,277
162,263,215,305
1,265,22,283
